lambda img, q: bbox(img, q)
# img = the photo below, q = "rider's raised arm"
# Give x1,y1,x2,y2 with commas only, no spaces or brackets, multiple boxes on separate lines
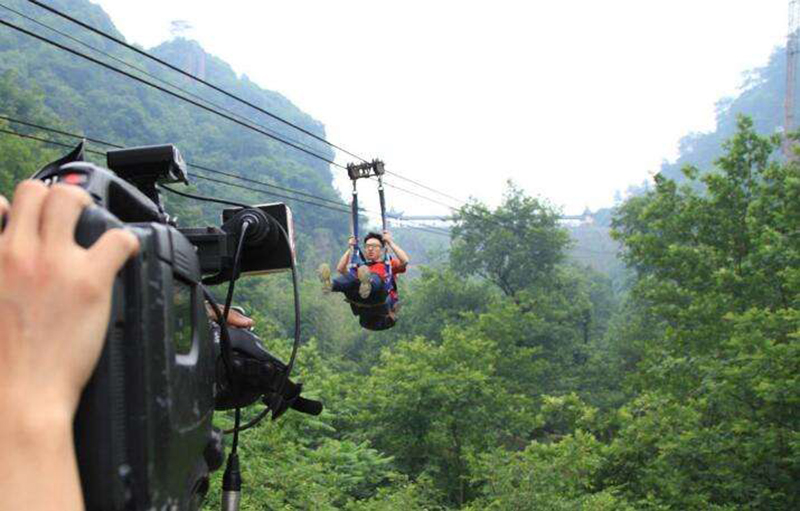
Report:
382,230,409,269
336,236,357,275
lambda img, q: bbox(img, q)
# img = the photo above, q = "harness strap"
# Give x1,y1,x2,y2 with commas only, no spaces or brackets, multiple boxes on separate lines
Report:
377,175,387,232
349,180,364,269
344,298,389,309
376,174,398,295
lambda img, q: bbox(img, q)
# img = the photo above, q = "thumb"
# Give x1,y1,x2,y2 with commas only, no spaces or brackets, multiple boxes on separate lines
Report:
89,228,140,284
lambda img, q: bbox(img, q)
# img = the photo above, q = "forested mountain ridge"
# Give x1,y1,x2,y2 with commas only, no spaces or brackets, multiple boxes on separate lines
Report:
0,2,797,510
574,44,791,277
658,46,786,184
0,0,347,236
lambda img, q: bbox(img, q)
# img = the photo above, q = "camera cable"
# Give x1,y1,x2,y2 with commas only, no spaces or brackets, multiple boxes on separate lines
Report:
159,184,303,428
161,184,300,510
220,223,250,509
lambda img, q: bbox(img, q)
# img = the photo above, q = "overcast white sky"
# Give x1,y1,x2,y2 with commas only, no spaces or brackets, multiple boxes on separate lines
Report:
92,0,787,216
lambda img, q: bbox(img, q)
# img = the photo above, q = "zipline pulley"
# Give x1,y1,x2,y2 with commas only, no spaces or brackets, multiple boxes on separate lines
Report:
347,159,387,264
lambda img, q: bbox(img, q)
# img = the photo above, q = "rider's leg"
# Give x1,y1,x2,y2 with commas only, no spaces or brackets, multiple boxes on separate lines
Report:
331,272,360,300
317,263,333,292
362,273,388,304
328,266,388,305
356,266,372,299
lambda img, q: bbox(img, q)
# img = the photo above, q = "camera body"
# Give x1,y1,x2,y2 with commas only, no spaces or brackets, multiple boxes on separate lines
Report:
31,142,313,510
73,206,216,510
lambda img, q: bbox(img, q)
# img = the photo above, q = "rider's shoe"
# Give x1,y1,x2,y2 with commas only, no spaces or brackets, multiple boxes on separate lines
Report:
357,265,372,299
317,263,332,293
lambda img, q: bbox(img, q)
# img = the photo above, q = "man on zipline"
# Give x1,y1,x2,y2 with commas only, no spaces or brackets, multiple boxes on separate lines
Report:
318,230,410,330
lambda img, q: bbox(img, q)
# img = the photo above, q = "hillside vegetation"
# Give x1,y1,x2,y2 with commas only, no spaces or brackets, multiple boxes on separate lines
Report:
0,1,797,510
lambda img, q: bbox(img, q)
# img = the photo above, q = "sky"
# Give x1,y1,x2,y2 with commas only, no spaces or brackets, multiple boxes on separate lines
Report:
91,0,788,217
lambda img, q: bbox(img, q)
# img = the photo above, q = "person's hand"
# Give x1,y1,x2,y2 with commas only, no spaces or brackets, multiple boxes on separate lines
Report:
348,236,357,247
382,230,393,245
0,181,140,425
205,303,255,329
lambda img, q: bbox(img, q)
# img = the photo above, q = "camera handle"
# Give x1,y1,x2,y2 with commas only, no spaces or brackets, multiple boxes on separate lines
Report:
208,315,322,511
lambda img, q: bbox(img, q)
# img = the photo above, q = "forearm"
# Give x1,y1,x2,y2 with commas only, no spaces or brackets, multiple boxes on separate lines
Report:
388,242,410,265
336,248,352,274
0,411,84,510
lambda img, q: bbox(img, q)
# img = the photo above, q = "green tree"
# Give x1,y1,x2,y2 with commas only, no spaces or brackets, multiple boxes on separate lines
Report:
451,182,571,298
469,431,634,511
394,267,497,341
604,116,800,509
351,329,530,506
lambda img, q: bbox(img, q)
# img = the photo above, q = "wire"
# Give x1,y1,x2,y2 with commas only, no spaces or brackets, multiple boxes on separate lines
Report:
190,175,351,213
0,114,348,209
384,169,468,205
159,184,305,429
388,221,451,237
13,2,484,212
190,170,346,209
0,17,344,168
231,408,271,434
224,223,250,454
0,127,81,150
277,218,301,398
1,113,350,211
380,178,461,211
159,183,253,209
0,3,325,158
0,122,453,238
23,0,368,163
0,114,122,148
19,0,486,212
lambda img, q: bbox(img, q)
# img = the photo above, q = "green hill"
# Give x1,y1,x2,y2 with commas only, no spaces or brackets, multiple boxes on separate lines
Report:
653,45,785,185
0,0,348,238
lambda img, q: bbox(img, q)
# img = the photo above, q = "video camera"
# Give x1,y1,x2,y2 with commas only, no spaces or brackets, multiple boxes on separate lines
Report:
31,142,321,511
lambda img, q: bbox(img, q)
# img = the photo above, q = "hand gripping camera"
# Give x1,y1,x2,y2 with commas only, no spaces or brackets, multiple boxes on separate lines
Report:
31,142,321,511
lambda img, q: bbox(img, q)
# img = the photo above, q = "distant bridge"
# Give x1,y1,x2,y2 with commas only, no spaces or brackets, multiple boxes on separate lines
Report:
391,214,593,222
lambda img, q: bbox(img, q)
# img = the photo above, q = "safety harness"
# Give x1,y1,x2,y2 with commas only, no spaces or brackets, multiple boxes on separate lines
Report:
347,159,397,302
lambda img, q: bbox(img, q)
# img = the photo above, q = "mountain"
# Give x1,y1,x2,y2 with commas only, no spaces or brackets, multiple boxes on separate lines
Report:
0,0,349,240
570,45,789,277
654,45,786,185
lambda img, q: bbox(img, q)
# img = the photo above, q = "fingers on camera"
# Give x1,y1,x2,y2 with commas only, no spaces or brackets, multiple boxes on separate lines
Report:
40,184,92,244
90,229,140,282
0,194,8,232
6,180,47,241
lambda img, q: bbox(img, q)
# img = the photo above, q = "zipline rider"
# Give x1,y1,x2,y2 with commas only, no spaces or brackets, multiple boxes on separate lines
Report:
317,158,411,331
319,230,410,330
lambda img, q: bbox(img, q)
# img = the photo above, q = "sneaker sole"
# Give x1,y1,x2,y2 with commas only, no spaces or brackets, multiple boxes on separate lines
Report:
357,267,372,299
317,264,332,292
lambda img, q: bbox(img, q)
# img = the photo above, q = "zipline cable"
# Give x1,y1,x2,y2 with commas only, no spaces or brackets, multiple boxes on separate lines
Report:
23,0,369,164
384,169,468,205
0,115,454,224
0,17,345,168
378,178,462,211
0,114,346,208
0,115,458,228
0,127,453,238
22,0,482,210
0,2,324,157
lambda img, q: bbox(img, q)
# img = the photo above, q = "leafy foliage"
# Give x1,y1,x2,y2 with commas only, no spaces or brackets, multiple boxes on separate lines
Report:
1,2,797,509
451,182,571,297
